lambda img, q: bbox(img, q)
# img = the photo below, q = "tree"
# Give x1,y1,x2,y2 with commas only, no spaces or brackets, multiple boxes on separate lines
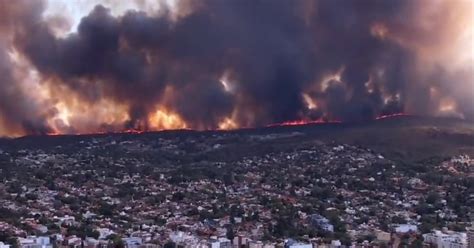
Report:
426,192,440,205
163,241,176,248
85,228,100,239
226,226,235,241
108,234,124,248
410,236,424,248
172,192,185,201
98,203,115,217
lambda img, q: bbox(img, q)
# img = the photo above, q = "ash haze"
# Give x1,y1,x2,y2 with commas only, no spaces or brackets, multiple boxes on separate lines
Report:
0,0,472,136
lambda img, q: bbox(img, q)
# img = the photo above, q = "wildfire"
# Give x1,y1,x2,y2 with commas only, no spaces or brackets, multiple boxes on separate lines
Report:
375,113,410,120
43,112,417,136
148,107,187,130
266,118,342,127
218,117,238,130
267,113,411,128
37,113,416,137
43,128,140,137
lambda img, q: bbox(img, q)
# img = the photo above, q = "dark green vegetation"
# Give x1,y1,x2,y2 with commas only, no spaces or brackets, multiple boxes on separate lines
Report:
301,116,474,163
3,116,472,163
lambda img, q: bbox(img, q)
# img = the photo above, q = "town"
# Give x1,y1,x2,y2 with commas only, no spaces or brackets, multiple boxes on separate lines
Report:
0,128,473,248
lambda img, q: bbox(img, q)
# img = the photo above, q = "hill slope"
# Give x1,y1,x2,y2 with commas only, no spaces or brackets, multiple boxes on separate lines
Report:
1,116,473,163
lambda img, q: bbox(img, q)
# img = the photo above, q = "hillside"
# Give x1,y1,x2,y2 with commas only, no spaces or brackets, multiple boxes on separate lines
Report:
1,116,473,163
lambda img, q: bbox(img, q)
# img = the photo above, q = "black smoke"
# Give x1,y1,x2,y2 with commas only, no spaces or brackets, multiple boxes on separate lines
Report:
0,0,472,135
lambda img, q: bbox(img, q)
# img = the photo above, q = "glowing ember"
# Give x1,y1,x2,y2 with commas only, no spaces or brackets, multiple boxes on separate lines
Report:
266,118,342,127
268,113,411,128
375,113,411,120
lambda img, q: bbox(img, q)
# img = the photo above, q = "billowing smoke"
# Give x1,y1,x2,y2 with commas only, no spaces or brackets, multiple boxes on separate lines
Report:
0,0,472,136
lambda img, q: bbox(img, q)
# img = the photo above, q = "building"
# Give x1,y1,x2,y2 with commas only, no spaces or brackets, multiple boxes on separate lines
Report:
423,230,467,248
54,215,75,226
330,240,342,248
248,241,264,248
209,237,232,248
233,235,249,247
467,225,474,248
97,228,115,240
0,242,11,248
32,225,48,234
83,237,99,248
311,214,334,232
18,236,52,248
122,237,142,248
65,236,82,248
394,224,418,233
375,230,391,242
287,244,312,248
285,239,312,248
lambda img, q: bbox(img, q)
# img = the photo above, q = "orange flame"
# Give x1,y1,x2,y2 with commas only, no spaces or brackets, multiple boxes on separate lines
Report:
266,118,342,127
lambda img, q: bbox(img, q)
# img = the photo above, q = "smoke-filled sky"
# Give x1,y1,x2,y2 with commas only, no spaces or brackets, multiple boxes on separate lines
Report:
0,0,472,136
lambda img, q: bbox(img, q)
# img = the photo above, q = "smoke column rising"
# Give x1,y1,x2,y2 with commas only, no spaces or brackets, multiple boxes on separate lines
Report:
0,0,472,136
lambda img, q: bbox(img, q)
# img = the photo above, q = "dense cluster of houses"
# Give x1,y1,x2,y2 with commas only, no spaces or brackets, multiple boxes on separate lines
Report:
0,131,472,247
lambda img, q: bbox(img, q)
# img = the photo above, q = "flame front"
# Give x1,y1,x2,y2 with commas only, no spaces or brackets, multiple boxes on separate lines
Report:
148,107,187,131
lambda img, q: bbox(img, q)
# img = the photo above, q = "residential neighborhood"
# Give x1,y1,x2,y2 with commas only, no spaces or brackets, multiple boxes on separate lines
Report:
0,130,472,247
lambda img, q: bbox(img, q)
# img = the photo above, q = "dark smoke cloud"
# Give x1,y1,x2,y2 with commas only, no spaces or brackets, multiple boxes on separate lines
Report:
0,0,472,135
0,0,55,135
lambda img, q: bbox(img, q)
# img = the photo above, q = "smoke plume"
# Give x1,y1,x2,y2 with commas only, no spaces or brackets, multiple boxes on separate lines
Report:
0,0,472,136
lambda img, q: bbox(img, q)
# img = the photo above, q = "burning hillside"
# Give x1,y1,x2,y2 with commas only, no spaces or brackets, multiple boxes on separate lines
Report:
0,0,472,137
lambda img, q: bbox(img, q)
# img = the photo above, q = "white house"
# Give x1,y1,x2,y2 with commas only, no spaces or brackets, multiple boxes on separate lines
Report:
423,230,467,248
0,242,11,248
123,237,142,248
285,239,312,248
394,224,418,233
18,236,52,248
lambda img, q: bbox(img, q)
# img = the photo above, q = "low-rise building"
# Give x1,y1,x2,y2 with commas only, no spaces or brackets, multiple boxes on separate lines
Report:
0,242,11,248
394,224,418,233
311,214,334,232
423,230,467,248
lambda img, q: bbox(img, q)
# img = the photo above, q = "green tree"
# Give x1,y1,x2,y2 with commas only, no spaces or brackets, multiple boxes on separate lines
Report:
163,241,176,248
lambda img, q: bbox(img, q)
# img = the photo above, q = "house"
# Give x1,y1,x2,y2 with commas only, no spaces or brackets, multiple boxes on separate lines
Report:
18,236,50,248
233,235,249,247
84,238,99,248
248,241,264,248
467,224,474,248
394,224,417,233
284,239,312,248
66,236,82,248
123,237,142,248
423,230,467,248
54,215,75,226
0,242,10,248
375,230,391,242
209,237,231,248
330,240,342,248
311,214,334,232
32,224,48,234
97,228,114,240
18,236,52,248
